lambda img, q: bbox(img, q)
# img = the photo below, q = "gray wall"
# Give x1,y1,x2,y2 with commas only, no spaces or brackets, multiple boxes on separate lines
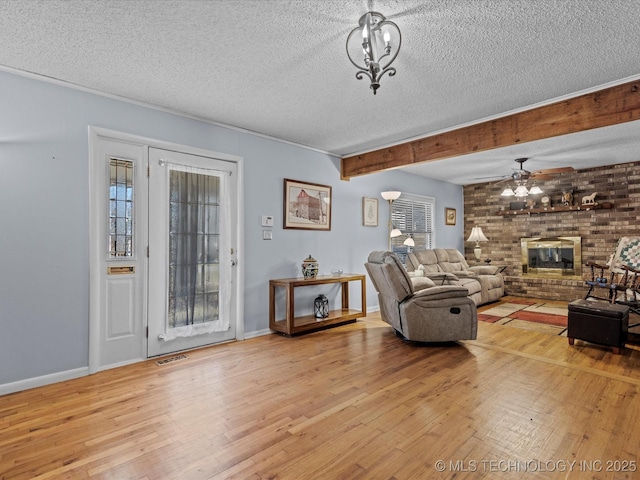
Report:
0,70,463,388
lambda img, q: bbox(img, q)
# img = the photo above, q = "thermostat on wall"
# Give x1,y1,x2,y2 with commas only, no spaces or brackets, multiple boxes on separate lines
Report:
261,215,274,227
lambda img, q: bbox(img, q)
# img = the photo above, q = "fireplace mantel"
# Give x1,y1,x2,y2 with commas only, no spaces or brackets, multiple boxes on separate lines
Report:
496,202,612,216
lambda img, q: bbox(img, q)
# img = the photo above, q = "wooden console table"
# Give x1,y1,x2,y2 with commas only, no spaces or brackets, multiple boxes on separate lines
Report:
269,274,366,336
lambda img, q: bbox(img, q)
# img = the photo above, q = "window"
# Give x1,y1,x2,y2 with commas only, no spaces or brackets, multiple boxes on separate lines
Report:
391,193,435,264
108,158,134,257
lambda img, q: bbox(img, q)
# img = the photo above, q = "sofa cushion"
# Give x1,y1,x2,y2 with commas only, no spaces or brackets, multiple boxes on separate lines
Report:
409,250,441,273
456,277,482,297
435,249,468,273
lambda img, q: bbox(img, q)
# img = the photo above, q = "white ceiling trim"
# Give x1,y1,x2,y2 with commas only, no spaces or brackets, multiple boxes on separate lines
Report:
0,63,338,158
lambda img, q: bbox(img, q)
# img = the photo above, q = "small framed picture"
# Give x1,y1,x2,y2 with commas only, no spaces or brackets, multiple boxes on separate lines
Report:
363,197,378,226
445,207,456,226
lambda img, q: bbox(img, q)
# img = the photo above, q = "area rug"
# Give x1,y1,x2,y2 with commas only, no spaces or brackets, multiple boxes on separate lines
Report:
478,298,568,336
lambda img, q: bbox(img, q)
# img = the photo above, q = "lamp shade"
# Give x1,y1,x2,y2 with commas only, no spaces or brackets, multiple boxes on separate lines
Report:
528,185,543,195
466,227,489,243
390,228,402,238
381,191,401,201
514,184,529,197
467,226,488,261
501,187,515,197
403,236,415,247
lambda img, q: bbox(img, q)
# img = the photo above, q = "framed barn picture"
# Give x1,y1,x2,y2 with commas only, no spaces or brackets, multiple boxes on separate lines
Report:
283,179,332,230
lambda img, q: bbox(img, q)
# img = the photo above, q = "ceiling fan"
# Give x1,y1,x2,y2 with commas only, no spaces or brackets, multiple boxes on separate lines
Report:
495,157,575,183
478,157,575,198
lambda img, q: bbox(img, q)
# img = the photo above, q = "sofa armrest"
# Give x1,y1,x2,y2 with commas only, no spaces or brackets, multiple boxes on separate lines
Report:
411,276,437,291
412,285,469,300
468,265,501,275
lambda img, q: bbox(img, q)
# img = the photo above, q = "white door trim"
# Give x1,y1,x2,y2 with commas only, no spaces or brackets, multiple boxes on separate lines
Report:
88,126,245,374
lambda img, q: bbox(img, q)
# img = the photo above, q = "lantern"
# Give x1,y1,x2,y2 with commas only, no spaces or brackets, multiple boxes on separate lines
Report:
314,294,329,319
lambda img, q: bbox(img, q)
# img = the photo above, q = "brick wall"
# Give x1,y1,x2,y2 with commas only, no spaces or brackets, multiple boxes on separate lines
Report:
463,161,640,301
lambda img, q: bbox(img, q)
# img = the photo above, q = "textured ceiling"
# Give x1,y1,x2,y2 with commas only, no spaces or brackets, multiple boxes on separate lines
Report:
1,0,640,184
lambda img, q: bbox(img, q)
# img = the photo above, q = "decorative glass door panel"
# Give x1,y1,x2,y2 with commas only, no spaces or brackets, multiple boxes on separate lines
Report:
109,158,134,257
168,171,221,329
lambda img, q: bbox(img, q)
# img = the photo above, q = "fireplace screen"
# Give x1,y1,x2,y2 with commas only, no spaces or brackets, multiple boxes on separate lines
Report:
521,237,581,279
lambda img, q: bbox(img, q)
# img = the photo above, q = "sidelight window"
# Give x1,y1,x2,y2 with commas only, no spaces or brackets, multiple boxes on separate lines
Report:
108,158,134,257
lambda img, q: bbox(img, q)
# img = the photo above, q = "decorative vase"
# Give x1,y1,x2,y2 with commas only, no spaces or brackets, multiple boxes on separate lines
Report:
314,294,329,318
302,254,318,279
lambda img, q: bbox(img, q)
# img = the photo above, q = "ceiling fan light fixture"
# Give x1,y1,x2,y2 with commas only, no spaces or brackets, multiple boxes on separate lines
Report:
528,184,544,195
501,187,515,197
514,184,529,197
346,11,401,95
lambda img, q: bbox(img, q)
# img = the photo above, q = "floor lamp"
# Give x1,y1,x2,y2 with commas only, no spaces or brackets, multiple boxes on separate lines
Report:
381,191,401,251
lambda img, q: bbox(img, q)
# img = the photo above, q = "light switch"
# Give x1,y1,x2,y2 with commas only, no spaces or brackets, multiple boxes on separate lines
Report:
261,215,274,227
263,230,273,240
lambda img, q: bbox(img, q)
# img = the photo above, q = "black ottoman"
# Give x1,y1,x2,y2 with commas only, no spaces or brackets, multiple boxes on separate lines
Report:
568,299,629,354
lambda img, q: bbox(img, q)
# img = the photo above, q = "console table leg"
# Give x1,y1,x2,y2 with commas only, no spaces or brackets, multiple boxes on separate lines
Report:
269,283,276,329
341,281,350,310
285,285,294,335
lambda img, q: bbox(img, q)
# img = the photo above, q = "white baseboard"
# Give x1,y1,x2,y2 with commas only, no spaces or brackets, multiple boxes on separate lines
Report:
244,328,272,339
0,325,343,396
92,357,146,374
0,367,89,396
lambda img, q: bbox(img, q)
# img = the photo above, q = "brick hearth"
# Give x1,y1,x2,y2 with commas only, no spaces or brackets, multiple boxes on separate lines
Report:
463,160,640,301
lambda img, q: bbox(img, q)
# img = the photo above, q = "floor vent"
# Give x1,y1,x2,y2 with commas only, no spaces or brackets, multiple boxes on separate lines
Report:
156,354,188,366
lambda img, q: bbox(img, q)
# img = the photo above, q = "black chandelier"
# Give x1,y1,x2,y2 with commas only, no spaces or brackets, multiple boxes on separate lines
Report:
346,11,401,95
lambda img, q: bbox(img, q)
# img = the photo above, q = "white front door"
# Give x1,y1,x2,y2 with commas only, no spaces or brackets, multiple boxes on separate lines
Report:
147,148,238,357
89,134,148,372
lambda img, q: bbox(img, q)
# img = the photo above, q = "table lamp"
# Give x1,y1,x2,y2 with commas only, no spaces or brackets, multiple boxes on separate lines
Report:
467,226,489,261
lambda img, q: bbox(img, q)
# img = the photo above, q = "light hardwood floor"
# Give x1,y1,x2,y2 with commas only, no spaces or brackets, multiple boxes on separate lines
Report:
2,304,640,479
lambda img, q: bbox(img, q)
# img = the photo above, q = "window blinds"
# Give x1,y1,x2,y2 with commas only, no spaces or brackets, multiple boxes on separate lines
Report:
391,193,435,263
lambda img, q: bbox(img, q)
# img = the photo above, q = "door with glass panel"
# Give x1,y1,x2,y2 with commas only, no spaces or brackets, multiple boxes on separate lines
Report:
89,135,147,373
147,147,237,357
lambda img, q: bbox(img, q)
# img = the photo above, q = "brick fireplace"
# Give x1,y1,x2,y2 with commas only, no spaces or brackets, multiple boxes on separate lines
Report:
463,161,640,301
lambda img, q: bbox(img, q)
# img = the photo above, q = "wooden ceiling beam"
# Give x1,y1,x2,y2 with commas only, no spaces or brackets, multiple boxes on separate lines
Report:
340,79,640,179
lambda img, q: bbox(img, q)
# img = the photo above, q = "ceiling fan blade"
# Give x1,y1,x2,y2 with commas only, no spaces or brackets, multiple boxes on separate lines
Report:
529,174,555,180
494,177,513,184
474,174,507,180
532,166,575,175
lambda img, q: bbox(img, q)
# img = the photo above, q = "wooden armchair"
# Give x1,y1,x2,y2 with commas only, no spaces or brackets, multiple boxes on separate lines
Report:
584,237,640,308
